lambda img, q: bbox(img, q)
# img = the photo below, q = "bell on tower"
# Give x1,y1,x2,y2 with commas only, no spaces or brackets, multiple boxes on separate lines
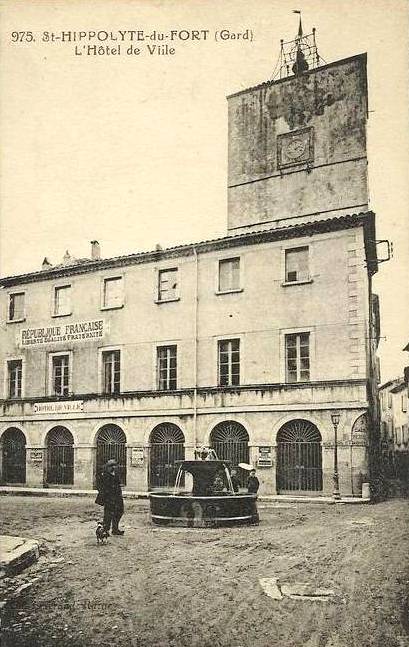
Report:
277,11,323,79
292,11,309,75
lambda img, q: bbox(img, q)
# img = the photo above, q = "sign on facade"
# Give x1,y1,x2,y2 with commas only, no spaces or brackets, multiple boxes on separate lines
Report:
33,401,84,414
258,446,273,467
19,319,106,347
131,447,144,467
30,449,43,462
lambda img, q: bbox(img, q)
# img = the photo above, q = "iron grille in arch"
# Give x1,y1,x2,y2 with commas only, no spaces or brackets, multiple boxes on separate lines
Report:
3,427,26,445
149,423,185,489
96,425,127,486
210,421,249,443
2,428,26,484
210,422,249,487
276,419,322,493
150,423,185,444
277,420,321,443
96,424,127,445
46,427,74,485
46,426,74,446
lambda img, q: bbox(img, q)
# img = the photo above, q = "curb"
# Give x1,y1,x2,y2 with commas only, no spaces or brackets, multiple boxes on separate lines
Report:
0,487,148,500
0,487,369,504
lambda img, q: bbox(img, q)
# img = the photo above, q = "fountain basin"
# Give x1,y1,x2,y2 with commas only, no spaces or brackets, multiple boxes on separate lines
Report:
149,459,259,527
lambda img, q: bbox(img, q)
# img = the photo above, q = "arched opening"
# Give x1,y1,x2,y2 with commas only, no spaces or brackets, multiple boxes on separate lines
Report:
96,425,127,486
46,426,74,485
276,419,322,494
1,428,26,483
210,421,249,486
149,423,185,489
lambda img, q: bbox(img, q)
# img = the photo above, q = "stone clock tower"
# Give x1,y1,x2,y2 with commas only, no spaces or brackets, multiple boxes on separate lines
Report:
227,35,369,232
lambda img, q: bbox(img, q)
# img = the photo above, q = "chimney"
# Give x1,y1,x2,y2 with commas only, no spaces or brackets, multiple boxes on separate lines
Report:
63,250,71,264
42,257,52,270
155,244,163,251
91,240,101,260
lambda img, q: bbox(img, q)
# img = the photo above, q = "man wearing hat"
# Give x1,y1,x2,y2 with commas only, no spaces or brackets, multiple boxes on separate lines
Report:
95,459,125,536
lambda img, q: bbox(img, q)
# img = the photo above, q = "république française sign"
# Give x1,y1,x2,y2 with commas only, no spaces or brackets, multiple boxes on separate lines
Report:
19,319,106,347
33,401,84,414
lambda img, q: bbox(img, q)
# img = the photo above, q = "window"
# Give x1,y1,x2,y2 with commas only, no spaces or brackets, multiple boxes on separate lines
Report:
157,345,177,390
388,392,392,408
8,292,25,321
402,394,407,413
218,339,240,386
158,268,178,302
396,427,402,446
102,277,123,309
285,333,310,382
7,360,22,398
285,247,309,283
102,350,121,394
403,424,408,446
51,354,70,396
54,285,71,316
218,258,240,292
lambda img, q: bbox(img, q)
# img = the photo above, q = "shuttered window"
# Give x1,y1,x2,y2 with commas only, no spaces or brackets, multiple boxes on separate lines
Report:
285,247,309,283
54,285,71,316
103,277,123,309
218,258,240,292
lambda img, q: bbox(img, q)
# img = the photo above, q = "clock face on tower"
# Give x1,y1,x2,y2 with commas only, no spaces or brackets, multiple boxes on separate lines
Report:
286,137,307,159
277,127,314,169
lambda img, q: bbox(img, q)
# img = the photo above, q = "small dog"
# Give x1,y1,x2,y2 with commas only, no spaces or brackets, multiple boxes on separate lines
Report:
96,522,109,545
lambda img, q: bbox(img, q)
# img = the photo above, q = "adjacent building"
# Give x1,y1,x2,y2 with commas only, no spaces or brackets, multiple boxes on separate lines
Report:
0,30,381,497
379,378,408,486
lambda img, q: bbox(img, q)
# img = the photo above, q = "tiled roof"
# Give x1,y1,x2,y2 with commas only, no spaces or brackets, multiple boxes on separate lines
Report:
0,211,375,287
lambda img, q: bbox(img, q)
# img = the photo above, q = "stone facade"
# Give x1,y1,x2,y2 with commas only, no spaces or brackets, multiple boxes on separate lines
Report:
0,50,380,497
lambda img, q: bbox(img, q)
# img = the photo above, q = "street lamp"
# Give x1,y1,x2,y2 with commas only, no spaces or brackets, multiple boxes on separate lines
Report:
331,411,341,501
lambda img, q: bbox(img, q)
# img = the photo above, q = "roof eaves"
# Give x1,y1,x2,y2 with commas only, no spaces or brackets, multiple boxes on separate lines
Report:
0,211,373,287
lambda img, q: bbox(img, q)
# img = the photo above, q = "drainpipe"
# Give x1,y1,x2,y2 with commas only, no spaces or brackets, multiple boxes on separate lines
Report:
192,246,199,452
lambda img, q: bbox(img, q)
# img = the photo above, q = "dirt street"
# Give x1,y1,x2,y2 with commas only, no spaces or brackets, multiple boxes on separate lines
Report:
0,496,408,647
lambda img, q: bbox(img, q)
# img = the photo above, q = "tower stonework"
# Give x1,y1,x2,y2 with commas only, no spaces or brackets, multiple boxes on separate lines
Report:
227,54,368,232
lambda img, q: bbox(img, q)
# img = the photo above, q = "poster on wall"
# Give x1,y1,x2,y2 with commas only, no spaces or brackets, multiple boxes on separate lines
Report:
131,447,144,467
258,446,273,467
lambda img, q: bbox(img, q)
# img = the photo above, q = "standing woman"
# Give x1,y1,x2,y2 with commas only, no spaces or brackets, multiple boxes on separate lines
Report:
95,459,125,536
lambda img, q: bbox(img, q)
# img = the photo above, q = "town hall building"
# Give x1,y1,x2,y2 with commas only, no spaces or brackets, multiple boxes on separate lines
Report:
0,27,381,497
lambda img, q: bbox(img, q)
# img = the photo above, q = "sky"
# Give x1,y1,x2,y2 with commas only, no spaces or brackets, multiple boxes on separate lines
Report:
0,0,408,382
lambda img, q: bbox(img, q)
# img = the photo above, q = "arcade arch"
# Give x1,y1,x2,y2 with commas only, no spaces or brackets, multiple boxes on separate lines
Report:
210,421,249,486
276,419,322,493
1,427,26,483
45,426,74,485
95,424,127,485
148,423,185,489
